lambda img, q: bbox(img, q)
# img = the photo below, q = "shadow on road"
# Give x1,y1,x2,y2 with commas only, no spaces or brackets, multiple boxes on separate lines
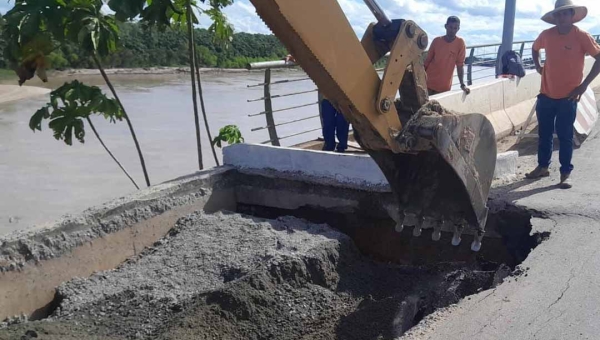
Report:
495,178,559,202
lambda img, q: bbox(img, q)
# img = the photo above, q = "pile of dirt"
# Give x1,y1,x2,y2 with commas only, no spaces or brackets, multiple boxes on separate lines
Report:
0,211,510,340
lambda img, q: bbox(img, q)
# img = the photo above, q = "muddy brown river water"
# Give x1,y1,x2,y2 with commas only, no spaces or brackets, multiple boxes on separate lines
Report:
0,71,321,234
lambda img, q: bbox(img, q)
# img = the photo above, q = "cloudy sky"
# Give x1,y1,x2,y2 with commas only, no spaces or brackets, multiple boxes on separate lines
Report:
1,0,599,45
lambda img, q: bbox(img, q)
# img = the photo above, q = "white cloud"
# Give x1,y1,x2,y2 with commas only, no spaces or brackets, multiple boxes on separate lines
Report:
0,1,11,14
217,0,600,46
2,0,599,47
219,1,271,34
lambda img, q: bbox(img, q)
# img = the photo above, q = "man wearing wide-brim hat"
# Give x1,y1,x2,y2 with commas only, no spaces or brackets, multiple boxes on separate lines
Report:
525,0,600,189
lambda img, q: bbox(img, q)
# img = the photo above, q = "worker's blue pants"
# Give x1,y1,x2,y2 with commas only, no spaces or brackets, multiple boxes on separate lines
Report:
536,94,577,174
321,99,349,152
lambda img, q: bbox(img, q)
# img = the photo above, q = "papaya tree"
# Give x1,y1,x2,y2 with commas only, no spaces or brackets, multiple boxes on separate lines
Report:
30,80,140,189
2,0,152,187
108,0,234,169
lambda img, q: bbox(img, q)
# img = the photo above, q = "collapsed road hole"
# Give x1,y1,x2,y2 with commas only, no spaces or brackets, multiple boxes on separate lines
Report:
227,200,550,338
237,200,548,269
1,203,549,340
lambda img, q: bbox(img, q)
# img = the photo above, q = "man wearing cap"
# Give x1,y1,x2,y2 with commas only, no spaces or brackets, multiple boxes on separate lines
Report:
525,0,600,189
424,16,470,96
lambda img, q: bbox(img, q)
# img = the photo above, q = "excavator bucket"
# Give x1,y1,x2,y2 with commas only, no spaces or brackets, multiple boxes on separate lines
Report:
248,0,497,251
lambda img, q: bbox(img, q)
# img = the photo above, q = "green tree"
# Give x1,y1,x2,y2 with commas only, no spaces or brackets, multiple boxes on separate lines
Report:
196,45,217,67
31,81,140,189
0,17,287,70
109,0,235,169
47,52,69,69
3,0,151,187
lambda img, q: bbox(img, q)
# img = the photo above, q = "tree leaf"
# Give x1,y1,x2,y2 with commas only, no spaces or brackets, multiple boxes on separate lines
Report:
91,26,99,51
32,81,123,145
212,124,243,148
29,106,49,131
64,123,73,145
49,115,69,142
73,118,85,143
204,7,233,48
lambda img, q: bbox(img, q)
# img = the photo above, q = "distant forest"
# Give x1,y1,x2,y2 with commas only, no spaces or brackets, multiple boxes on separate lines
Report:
0,20,289,70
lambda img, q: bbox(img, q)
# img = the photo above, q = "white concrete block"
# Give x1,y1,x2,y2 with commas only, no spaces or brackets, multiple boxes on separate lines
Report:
485,109,514,139
505,98,537,132
223,144,388,187
502,72,540,108
494,151,519,180
435,79,504,115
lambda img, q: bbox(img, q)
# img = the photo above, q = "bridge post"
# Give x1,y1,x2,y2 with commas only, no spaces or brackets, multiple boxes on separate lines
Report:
496,0,517,76
263,68,281,146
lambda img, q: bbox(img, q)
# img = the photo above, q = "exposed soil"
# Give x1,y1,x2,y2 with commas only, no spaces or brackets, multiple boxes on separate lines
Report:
0,210,534,340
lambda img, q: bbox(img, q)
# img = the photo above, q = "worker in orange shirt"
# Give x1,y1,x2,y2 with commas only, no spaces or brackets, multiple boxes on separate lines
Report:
424,16,470,96
525,0,600,189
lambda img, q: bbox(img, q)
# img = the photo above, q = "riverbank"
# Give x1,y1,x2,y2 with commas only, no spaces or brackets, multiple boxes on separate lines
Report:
0,65,301,105
0,85,50,105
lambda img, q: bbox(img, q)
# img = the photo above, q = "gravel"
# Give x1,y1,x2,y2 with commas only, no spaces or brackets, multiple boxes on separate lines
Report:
0,211,510,340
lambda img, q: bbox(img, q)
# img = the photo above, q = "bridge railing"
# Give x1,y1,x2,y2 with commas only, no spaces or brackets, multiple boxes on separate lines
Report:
246,67,319,146
247,34,600,146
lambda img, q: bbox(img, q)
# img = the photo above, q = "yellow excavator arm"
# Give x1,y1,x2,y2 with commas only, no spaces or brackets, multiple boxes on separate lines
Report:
249,0,497,252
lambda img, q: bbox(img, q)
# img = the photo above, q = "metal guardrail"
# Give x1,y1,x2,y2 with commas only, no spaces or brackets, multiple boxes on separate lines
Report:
246,67,320,146
247,35,600,146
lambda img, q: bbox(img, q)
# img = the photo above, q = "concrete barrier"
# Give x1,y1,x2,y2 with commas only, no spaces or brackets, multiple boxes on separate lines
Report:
224,143,518,186
223,143,390,189
432,56,600,139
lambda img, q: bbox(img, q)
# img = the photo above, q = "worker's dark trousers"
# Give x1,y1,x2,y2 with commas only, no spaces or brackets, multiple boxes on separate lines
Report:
321,99,349,152
536,94,577,175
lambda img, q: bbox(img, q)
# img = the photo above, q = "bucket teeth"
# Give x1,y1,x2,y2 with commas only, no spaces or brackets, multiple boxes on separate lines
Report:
412,217,423,237
414,216,434,238
385,205,404,233
395,218,405,233
386,206,485,251
451,224,464,246
471,230,484,252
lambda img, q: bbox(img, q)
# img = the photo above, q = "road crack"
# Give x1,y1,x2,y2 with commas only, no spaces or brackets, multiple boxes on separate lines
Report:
547,273,574,309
